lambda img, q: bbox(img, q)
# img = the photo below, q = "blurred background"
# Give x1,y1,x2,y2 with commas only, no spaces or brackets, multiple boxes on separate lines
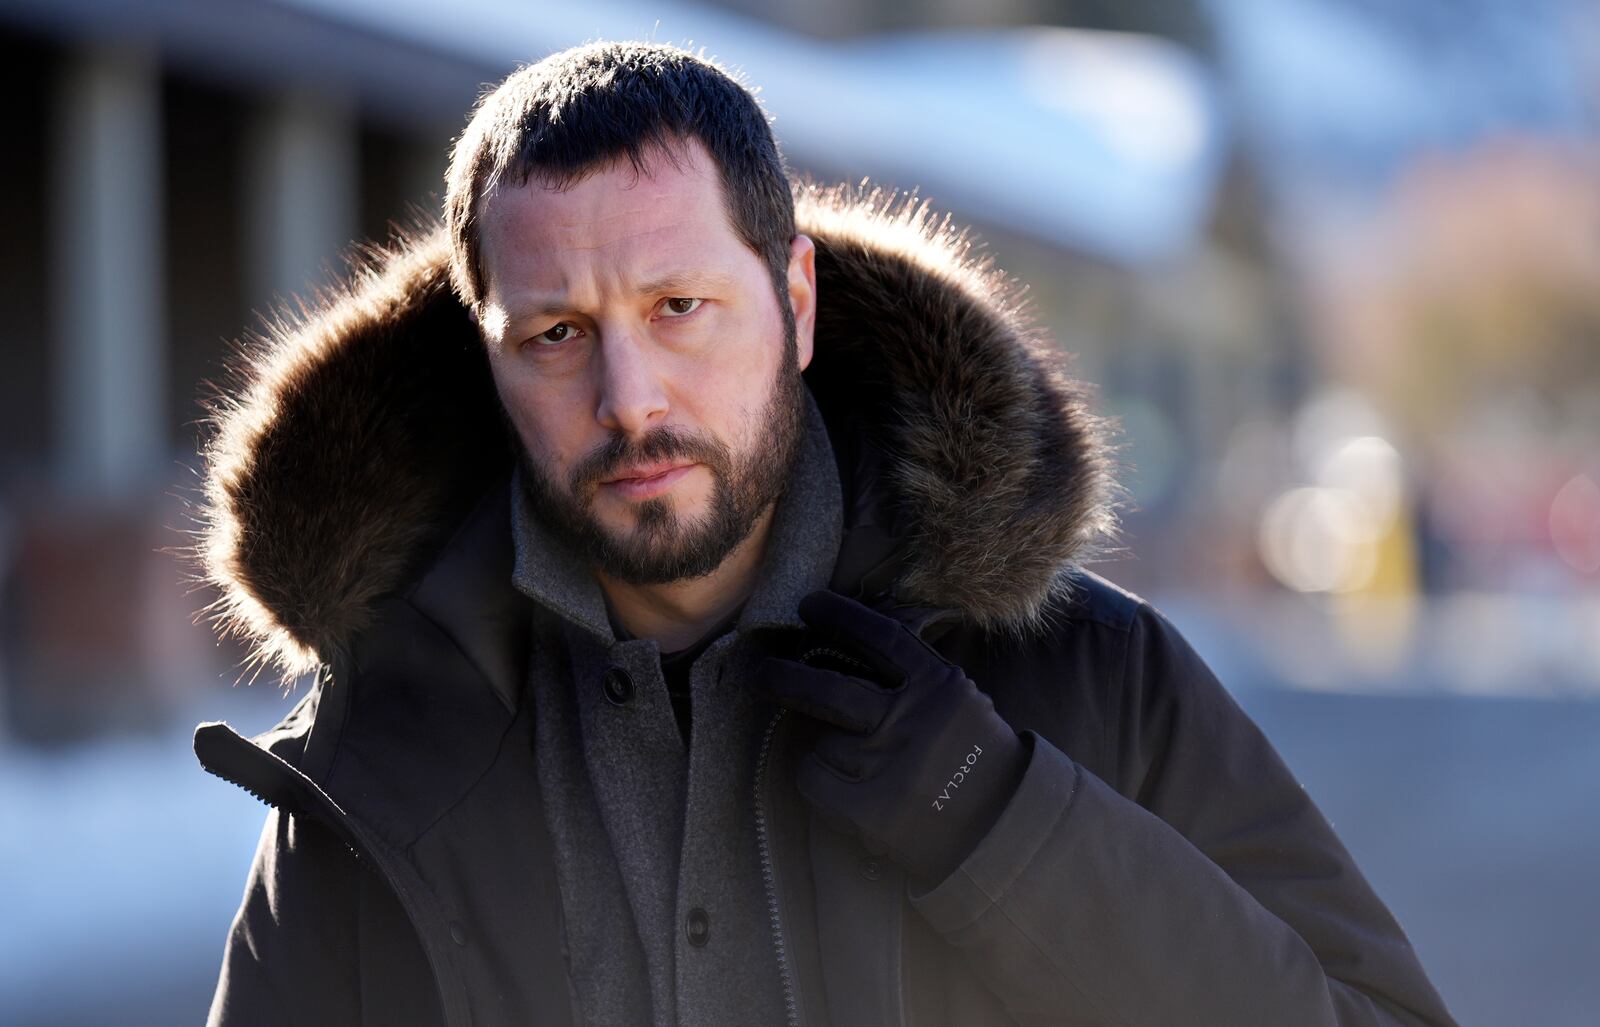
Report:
1,0,1597,1024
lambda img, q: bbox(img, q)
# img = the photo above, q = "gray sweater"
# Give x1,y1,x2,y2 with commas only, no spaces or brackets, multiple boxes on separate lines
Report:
511,388,844,1027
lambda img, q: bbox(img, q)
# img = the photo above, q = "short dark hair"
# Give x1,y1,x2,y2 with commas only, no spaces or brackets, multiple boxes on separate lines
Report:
445,41,797,311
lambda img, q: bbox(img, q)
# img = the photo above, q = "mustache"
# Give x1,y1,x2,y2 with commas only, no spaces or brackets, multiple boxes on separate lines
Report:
569,424,729,493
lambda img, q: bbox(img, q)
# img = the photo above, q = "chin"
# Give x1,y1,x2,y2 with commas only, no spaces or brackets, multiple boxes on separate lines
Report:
597,492,698,538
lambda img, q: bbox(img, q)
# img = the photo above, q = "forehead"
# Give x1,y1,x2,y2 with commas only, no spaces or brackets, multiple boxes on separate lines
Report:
477,139,746,303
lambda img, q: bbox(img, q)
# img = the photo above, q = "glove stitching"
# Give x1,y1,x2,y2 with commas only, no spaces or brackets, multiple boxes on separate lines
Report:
801,646,876,675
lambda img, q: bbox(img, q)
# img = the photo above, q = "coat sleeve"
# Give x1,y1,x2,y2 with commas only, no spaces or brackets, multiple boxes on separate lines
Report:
207,805,443,1026
206,807,364,1026
905,603,1459,1027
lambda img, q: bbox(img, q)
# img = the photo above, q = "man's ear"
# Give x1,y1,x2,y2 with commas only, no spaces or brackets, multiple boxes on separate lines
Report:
787,234,817,372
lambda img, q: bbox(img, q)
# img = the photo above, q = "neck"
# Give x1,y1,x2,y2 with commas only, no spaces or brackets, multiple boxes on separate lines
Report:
595,504,777,652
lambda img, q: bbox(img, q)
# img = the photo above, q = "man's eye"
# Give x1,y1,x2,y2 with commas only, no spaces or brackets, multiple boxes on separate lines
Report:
661,297,702,317
535,323,578,345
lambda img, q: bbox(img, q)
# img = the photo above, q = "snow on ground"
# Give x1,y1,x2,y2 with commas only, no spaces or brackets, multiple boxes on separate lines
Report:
0,688,289,1026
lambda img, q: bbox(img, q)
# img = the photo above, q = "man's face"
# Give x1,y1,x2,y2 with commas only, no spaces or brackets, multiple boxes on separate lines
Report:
476,138,816,585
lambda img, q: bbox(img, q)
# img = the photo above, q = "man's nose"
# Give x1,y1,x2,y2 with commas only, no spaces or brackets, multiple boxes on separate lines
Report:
594,328,669,436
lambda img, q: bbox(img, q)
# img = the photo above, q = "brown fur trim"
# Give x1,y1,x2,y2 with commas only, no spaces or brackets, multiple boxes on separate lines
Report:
796,183,1119,637
192,228,508,681
188,185,1118,680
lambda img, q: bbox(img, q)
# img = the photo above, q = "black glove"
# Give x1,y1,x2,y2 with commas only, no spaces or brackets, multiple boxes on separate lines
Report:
757,589,1029,888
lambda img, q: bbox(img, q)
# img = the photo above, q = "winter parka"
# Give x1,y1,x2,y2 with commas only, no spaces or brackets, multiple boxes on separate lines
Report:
192,185,1458,1027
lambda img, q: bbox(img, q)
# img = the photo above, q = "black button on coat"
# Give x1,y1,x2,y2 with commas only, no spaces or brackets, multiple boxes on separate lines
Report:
601,667,634,706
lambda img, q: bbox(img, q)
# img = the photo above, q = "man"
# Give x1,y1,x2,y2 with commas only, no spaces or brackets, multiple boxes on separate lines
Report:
194,41,1457,1027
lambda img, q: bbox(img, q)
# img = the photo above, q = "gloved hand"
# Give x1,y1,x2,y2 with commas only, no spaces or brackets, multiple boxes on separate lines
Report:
757,589,1030,888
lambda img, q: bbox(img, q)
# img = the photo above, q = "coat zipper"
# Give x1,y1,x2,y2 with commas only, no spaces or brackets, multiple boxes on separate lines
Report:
197,727,469,1027
754,705,803,1027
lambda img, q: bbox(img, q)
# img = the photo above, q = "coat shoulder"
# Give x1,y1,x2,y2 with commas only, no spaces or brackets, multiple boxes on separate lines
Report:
1034,567,1232,720
940,566,1228,791
1041,567,1148,634
936,566,1159,696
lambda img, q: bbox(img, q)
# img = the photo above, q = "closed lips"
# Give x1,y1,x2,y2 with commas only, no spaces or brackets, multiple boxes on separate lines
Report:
608,462,690,482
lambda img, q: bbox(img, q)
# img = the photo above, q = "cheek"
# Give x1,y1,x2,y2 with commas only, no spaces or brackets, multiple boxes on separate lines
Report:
689,313,784,417
495,373,582,474
675,355,766,447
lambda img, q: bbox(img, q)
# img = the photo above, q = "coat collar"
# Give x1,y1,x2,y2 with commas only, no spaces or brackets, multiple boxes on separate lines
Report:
193,183,1119,682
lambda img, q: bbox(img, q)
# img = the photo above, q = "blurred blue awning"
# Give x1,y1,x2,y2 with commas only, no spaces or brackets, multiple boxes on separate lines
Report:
1,0,1228,263
290,0,1228,263
1202,0,1596,186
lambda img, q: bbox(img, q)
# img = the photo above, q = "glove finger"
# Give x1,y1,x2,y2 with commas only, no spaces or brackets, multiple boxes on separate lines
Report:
797,749,861,809
813,727,883,781
796,590,917,683
757,657,895,735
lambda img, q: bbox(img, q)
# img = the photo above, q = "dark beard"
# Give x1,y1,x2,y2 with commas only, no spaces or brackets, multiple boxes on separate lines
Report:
510,317,806,586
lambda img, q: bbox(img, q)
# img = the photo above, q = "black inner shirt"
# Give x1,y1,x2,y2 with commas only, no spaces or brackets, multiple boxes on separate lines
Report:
609,604,744,747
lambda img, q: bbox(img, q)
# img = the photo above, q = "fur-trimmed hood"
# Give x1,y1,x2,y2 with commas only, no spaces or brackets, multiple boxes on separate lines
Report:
194,184,1118,680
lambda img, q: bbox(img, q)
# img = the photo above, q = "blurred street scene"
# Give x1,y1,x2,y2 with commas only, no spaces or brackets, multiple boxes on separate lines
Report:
1,1,1596,1024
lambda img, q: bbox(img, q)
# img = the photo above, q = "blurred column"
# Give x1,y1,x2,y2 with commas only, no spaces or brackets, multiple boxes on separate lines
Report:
244,88,358,307
50,44,166,498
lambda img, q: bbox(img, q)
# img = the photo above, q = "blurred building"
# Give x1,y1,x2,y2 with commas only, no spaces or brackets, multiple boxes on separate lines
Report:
0,0,1239,740
0,8,484,739
2,0,1596,742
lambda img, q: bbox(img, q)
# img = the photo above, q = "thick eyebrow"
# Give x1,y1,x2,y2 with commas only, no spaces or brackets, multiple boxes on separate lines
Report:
504,270,738,325
506,297,574,323
508,294,579,321
634,269,737,298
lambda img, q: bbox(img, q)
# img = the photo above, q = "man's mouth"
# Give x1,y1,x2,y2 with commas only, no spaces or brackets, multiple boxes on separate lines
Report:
601,461,698,500
605,460,692,483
